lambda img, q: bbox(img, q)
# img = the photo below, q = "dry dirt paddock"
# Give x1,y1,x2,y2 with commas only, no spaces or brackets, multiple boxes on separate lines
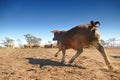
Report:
0,48,120,80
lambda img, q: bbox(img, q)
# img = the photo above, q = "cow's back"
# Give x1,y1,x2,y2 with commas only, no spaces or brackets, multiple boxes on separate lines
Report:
59,25,100,49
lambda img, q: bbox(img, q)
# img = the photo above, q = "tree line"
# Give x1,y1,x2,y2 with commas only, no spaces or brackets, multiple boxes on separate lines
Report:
101,38,120,47
0,34,42,47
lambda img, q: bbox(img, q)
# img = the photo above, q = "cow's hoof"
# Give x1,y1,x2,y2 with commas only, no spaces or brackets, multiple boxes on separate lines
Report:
54,54,58,57
108,65,113,71
69,60,73,63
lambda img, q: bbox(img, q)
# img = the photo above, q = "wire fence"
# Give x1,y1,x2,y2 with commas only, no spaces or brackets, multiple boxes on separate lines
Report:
103,40,120,48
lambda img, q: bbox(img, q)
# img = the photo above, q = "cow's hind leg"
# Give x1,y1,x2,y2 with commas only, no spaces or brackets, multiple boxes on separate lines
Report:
61,49,66,64
94,43,113,70
69,47,83,63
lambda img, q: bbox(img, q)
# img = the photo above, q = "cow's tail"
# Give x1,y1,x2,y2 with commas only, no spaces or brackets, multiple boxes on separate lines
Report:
90,20,100,32
90,20,100,27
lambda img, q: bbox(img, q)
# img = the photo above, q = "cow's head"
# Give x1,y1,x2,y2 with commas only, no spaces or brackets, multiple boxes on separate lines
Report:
90,20,101,27
51,30,63,41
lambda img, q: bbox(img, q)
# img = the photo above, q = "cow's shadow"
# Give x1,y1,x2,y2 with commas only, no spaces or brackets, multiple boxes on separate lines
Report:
25,58,86,69
112,56,120,59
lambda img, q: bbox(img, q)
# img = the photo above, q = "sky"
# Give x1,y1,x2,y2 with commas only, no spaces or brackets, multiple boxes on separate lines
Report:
0,0,120,46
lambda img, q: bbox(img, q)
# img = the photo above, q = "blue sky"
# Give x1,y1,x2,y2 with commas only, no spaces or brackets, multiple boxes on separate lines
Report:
0,0,120,45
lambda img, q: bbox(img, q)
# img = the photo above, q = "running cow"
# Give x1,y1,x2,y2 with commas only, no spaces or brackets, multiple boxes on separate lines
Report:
51,20,113,70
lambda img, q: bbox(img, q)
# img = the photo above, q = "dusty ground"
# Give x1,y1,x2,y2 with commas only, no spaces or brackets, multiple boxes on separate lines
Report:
0,48,120,80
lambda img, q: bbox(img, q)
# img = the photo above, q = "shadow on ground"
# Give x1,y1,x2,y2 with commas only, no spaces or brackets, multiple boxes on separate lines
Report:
25,58,86,69
112,56,120,59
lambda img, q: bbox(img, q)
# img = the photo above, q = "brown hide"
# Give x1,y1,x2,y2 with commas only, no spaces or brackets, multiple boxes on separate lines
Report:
51,20,113,70
52,21,100,50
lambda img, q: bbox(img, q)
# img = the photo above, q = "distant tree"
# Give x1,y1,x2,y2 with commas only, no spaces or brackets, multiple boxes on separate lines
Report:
31,36,41,44
24,34,41,44
1,37,14,47
108,38,116,47
24,34,32,44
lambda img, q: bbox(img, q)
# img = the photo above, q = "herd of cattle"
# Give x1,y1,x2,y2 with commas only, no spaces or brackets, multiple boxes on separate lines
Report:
4,43,57,48
23,43,57,48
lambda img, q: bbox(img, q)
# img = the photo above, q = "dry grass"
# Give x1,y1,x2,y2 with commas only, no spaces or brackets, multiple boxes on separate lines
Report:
0,48,120,80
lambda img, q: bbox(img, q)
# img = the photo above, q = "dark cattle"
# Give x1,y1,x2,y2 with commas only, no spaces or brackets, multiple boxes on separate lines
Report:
44,44,53,48
51,20,113,70
32,44,40,48
24,44,40,48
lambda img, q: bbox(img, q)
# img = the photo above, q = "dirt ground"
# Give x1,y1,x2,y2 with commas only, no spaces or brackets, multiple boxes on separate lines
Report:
0,48,120,80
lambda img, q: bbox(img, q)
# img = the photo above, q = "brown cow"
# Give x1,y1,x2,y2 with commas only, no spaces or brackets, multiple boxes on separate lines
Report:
23,44,33,48
51,20,113,70
32,44,40,48
44,44,53,48
24,44,40,48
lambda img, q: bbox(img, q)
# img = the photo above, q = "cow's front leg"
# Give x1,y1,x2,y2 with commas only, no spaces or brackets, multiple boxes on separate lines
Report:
55,49,61,57
69,47,83,63
55,41,61,57
94,43,113,70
